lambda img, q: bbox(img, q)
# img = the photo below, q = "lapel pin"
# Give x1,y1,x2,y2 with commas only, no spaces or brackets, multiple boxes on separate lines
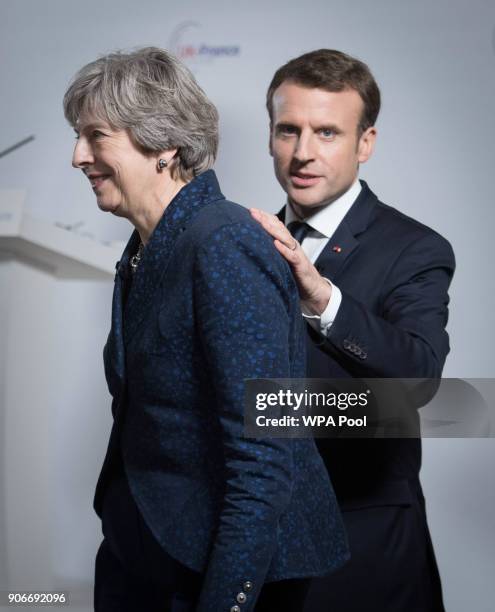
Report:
332,245,342,253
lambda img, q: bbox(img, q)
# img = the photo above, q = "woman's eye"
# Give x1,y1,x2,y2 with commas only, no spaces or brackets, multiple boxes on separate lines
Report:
92,130,105,138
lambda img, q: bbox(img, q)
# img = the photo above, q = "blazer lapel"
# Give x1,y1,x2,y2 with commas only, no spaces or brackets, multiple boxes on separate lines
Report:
278,180,378,280
314,181,377,279
313,221,359,279
123,169,225,346
103,233,138,401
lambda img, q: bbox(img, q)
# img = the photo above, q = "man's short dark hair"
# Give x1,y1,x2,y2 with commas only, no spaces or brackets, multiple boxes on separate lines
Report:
266,49,381,135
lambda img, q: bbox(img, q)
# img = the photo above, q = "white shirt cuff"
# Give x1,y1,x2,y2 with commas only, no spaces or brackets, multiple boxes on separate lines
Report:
302,279,342,336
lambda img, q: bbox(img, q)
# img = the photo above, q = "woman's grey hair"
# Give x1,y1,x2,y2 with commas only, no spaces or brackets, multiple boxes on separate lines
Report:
63,47,219,181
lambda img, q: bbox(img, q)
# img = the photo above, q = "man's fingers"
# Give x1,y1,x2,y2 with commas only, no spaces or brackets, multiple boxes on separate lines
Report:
250,207,281,233
274,239,302,264
249,208,296,249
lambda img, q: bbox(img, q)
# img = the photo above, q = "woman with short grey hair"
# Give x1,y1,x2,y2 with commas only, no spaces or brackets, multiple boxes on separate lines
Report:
64,46,218,183
64,46,347,612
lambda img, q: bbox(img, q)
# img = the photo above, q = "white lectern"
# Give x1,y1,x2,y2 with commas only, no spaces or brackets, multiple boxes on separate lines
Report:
0,191,122,610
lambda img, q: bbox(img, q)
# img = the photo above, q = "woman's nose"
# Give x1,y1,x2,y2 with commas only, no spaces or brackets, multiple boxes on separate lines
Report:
72,137,94,169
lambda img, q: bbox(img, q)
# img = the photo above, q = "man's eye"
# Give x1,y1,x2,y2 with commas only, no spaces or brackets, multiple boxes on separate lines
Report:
320,128,335,138
92,130,105,139
277,125,297,135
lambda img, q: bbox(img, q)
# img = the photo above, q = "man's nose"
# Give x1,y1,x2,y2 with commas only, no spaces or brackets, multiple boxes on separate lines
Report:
293,132,314,163
72,137,94,169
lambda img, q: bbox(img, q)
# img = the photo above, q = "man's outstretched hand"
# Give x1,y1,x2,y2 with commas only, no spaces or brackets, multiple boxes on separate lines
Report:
250,207,332,316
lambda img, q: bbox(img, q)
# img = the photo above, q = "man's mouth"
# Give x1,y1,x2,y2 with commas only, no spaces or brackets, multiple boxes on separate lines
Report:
290,171,321,187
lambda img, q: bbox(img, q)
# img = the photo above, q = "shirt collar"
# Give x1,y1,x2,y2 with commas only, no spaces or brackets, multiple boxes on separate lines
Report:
285,178,362,238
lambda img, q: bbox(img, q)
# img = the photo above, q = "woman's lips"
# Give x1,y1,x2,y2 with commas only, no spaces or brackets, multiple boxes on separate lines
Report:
290,172,321,187
89,175,110,190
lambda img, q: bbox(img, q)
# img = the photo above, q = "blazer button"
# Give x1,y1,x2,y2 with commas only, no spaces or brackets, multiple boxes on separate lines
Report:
230,606,241,612
243,581,253,591
237,592,247,604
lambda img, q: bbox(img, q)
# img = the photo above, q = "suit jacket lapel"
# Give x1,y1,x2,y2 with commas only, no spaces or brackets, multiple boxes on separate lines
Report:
313,221,359,278
278,180,378,280
314,181,377,279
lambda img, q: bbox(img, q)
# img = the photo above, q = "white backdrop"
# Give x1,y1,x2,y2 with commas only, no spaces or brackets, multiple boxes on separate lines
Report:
1,0,494,610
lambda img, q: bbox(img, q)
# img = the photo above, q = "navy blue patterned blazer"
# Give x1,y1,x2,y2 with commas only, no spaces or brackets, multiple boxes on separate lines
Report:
94,170,348,612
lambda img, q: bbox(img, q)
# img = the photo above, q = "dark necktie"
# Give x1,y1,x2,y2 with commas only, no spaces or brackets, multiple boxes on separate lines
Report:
287,220,312,244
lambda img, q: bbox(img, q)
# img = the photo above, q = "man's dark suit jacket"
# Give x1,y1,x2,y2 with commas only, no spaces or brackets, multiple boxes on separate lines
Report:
94,170,349,612
279,181,455,612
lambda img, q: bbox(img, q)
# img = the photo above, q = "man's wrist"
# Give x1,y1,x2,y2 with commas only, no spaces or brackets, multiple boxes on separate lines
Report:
302,278,332,315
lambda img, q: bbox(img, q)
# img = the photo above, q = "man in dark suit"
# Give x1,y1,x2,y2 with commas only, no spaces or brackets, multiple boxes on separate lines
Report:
251,49,455,612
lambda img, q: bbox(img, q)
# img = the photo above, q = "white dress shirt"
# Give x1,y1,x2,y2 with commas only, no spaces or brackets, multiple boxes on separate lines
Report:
284,179,362,335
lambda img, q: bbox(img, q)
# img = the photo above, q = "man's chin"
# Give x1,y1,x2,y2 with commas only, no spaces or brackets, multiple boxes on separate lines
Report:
288,191,326,211
288,190,337,218
288,181,346,211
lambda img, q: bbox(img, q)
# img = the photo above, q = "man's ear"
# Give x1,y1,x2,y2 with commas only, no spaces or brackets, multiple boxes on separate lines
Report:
268,122,273,157
357,127,377,163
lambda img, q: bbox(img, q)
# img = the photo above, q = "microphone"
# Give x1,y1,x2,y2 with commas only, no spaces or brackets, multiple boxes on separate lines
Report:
0,135,35,158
